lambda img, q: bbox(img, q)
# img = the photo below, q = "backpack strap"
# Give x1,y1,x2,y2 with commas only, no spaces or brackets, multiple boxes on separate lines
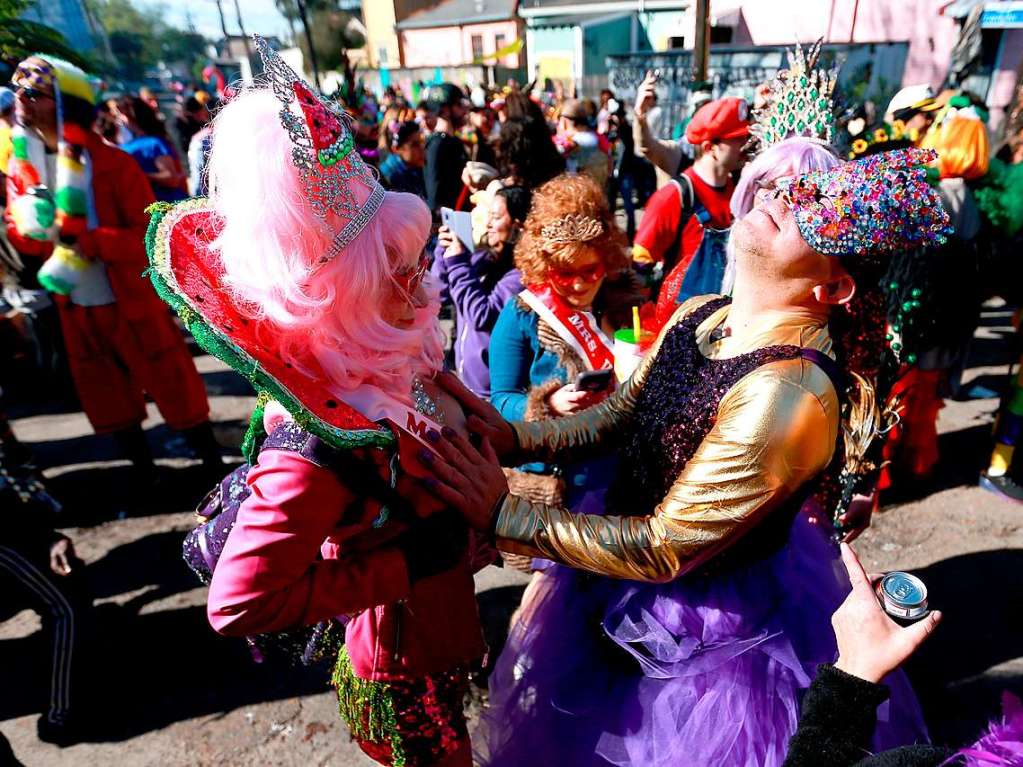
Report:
663,173,695,273
261,422,417,524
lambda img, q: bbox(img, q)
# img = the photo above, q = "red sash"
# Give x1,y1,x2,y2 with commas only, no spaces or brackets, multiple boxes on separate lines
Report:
520,285,615,371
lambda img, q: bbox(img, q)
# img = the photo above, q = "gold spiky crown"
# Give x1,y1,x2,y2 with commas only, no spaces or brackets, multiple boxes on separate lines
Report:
540,214,604,245
748,40,838,155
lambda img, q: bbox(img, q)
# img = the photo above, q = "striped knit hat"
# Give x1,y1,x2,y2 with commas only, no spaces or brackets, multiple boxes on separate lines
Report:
8,55,97,244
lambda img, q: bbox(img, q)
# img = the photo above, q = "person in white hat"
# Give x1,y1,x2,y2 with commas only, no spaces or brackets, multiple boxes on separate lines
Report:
884,84,942,138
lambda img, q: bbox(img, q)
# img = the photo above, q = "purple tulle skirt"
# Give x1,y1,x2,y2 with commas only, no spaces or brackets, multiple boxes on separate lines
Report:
475,507,930,767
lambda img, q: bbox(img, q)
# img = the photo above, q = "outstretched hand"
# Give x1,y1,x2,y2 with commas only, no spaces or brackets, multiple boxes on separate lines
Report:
634,71,657,118
832,543,941,684
435,371,517,459
418,426,509,532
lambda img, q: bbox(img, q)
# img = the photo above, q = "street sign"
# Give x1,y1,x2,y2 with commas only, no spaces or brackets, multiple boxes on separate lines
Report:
981,1,1023,27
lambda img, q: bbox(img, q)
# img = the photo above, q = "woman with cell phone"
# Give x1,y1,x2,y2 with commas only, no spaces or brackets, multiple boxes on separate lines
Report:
486,172,642,579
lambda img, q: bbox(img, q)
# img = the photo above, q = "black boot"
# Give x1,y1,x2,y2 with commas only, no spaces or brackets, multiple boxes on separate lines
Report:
181,421,222,473
112,425,157,484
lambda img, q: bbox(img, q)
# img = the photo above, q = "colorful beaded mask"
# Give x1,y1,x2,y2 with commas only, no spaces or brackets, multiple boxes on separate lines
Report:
748,40,837,155
778,148,952,258
254,35,384,271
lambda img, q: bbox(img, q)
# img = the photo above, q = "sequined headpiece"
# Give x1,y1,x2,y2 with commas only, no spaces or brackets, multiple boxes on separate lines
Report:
778,148,952,257
254,36,384,271
540,214,603,245
748,40,837,155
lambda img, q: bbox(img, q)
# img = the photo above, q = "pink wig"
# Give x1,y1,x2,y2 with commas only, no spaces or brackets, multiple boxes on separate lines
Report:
207,89,442,399
723,137,842,294
731,137,842,219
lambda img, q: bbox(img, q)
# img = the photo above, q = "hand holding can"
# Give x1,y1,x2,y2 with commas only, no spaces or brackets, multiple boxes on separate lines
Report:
832,543,942,684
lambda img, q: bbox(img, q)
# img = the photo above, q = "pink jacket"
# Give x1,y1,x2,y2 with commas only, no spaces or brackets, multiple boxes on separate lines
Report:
208,406,485,681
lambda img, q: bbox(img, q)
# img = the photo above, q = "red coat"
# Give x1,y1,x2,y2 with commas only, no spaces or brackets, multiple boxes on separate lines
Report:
5,132,163,322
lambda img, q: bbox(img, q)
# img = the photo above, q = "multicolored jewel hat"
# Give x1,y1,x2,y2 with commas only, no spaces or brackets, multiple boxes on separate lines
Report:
748,40,837,155
778,148,952,258
254,35,384,271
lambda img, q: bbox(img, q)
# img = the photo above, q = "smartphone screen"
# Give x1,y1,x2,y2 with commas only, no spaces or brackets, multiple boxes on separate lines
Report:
441,207,474,251
575,368,613,393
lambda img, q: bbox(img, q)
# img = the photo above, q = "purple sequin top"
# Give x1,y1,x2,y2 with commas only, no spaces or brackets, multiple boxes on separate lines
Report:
608,297,805,516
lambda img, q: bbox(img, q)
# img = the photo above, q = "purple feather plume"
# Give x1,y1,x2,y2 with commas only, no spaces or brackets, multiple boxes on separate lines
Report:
946,692,1023,766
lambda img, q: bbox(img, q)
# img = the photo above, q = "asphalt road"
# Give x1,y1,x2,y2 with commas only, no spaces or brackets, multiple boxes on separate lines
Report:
1,304,1021,766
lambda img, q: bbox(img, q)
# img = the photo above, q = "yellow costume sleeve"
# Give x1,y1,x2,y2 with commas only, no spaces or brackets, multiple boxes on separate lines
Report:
511,296,717,462
497,357,839,582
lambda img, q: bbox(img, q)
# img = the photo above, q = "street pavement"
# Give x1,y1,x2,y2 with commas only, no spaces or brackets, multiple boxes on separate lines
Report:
1,304,1021,766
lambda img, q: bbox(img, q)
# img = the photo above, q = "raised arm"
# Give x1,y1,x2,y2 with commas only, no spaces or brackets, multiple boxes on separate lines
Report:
632,111,684,178
447,256,522,331
495,363,838,582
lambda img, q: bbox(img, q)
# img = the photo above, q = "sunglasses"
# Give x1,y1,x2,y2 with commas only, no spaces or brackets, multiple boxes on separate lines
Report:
393,253,430,298
15,85,54,103
548,262,606,288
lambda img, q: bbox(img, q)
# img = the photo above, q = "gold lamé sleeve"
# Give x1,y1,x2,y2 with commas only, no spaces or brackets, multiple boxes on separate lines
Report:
497,361,839,582
512,295,719,463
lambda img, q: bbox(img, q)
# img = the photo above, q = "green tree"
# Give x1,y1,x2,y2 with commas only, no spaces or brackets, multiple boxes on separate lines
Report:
91,0,161,80
91,0,210,83
298,7,364,72
0,0,95,70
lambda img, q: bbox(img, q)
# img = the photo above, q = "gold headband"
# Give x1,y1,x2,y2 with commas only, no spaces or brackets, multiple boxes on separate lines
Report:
540,214,603,245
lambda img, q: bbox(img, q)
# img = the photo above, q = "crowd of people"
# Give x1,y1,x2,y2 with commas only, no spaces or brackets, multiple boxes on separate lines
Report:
2,35,1023,766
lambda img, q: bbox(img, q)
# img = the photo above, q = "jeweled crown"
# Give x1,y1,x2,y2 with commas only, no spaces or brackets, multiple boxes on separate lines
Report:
748,40,837,154
540,214,604,245
254,35,384,271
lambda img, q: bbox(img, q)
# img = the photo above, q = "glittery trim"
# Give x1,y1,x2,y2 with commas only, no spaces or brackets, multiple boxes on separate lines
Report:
609,297,805,515
144,199,393,452
318,183,386,269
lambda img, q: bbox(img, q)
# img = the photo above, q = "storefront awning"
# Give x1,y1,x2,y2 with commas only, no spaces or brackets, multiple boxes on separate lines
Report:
943,0,1023,26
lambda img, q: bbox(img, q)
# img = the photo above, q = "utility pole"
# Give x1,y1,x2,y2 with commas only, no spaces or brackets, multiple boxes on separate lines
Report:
212,0,231,56
693,0,711,84
232,0,255,61
295,0,322,90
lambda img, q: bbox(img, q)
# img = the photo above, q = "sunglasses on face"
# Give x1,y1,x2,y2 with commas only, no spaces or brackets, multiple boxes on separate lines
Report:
393,253,430,298
15,85,54,103
547,262,606,288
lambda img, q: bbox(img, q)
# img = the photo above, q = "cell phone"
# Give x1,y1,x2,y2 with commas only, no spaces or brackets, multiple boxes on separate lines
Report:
575,368,614,393
441,207,474,251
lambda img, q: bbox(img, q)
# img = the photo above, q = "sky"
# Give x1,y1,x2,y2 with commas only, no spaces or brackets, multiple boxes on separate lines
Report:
134,0,293,42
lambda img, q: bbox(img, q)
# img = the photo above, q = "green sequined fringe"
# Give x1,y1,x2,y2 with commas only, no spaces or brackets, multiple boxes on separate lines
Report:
241,391,272,464
332,651,407,767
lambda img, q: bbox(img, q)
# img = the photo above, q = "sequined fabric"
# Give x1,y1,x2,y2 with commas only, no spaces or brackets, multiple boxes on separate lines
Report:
608,297,804,516
496,295,839,582
337,655,470,767
778,148,952,257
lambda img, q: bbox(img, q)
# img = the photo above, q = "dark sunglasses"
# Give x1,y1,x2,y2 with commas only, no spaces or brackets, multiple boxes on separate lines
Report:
15,85,54,103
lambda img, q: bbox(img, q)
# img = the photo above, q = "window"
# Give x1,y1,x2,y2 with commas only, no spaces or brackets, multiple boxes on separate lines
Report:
377,45,389,67
668,36,685,50
710,26,733,44
495,33,506,53
471,34,484,60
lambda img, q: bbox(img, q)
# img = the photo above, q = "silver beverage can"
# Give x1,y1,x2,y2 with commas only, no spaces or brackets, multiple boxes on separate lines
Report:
876,572,928,622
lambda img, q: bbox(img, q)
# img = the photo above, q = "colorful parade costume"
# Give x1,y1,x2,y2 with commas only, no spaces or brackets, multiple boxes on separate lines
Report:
146,38,484,765
476,150,951,766
3,56,210,439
